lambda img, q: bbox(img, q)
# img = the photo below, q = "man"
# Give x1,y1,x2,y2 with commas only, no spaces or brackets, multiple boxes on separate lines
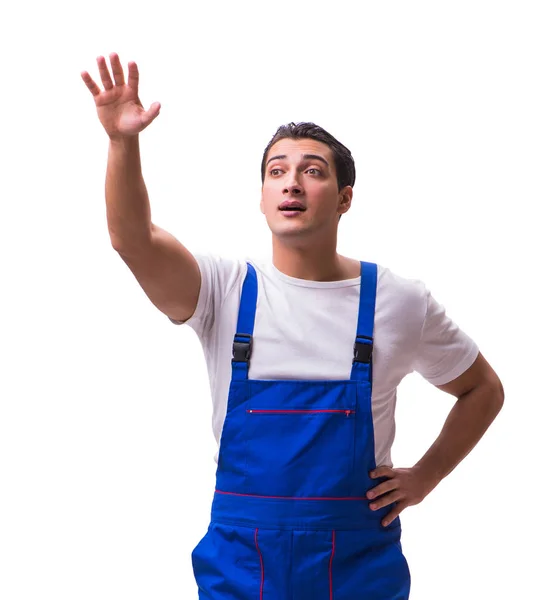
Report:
82,53,504,599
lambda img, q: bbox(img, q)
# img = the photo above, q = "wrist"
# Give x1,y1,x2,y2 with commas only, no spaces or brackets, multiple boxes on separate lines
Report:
108,133,140,149
412,463,442,496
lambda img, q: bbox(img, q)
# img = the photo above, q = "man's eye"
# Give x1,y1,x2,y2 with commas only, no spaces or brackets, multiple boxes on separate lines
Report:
269,167,321,176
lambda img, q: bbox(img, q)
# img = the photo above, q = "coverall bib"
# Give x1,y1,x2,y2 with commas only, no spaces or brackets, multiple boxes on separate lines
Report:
191,261,411,599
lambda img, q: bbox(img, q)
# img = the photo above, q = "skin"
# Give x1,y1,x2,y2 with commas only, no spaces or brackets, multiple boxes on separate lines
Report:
83,54,505,529
81,53,160,139
260,137,360,281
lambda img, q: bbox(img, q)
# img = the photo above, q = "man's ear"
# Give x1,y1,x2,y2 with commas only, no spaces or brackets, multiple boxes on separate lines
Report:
339,186,353,214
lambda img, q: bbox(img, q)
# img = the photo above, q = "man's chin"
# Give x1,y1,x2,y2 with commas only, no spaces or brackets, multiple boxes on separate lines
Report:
269,222,312,238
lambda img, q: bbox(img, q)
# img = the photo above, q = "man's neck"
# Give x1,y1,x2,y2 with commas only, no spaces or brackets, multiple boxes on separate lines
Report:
271,239,360,282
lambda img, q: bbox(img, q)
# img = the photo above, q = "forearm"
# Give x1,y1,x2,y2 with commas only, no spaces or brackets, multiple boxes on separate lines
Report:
106,135,153,250
413,383,504,494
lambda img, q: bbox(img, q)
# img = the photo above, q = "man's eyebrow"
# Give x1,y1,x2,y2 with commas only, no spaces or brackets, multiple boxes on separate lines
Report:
266,154,330,167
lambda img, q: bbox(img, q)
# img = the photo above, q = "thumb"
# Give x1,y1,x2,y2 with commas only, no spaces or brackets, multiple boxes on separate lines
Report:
141,101,161,127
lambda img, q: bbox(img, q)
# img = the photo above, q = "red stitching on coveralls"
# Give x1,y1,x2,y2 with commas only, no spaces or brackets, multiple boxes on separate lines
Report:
254,528,264,599
247,409,355,415
215,490,367,500
329,530,336,599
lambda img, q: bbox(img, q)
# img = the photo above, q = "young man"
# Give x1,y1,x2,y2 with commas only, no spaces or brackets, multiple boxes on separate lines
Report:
82,53,504,599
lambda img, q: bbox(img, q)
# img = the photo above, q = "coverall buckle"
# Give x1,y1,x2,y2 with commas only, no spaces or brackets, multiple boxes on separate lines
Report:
353,338,373,363
232,334,253,363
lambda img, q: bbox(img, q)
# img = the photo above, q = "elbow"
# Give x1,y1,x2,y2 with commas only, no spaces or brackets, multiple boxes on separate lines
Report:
496,377,505,411
486,376,505,417
466,375,504,420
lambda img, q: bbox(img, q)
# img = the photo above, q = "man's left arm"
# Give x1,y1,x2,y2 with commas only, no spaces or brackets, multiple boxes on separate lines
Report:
366,351,504,527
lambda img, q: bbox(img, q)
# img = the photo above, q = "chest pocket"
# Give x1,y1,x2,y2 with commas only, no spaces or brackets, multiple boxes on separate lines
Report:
243,380,360,497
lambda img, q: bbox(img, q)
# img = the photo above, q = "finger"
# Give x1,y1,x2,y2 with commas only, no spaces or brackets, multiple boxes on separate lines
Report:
367,479,397,500
370,466,395,480
96,55,114,90
369,490,403,511
381,501,408,527
109,52,125,86
127,61,139,92
80,71,101,96
140,101,161,128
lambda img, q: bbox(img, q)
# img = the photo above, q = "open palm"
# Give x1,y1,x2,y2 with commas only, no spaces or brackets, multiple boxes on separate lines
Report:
81,53,160,138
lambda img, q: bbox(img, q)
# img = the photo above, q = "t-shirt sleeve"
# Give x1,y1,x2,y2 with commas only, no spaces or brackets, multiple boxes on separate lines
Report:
168,253,246,340
412,288,479,386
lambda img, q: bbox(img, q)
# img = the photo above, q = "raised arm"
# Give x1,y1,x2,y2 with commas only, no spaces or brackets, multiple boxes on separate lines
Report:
81,53,200,322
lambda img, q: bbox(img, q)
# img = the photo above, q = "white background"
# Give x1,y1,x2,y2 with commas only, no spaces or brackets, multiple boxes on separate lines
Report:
1,1,542,598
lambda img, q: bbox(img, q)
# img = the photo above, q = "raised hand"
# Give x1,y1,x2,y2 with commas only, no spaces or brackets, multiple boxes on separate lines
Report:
81,53,161,139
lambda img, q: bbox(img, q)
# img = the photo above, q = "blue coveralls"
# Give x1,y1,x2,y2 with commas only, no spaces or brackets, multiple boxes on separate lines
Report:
191,261,411,599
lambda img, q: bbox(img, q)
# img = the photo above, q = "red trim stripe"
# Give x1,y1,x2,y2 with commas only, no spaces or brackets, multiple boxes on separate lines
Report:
216,489,366,500
329,530,336,599
247,409,355,415
255,528,264,599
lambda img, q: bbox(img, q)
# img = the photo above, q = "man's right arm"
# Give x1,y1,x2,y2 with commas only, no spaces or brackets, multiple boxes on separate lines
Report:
81,53,201,324
108,137,201,324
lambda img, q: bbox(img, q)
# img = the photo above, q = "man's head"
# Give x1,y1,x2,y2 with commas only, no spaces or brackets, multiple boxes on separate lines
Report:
260,122,355,242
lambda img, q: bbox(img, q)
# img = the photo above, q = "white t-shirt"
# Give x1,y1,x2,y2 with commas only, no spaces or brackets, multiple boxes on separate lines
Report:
170,254,479,468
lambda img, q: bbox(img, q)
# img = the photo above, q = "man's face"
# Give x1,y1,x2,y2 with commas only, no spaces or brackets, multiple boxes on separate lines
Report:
260,138,352,240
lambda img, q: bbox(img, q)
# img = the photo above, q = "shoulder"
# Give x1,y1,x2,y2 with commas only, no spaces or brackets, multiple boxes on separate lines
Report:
377,263,425,292
172,253,250,333
194,252,249,294
376,264,428,316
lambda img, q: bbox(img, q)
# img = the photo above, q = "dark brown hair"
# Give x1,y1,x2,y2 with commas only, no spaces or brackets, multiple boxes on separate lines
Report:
260,122,356,192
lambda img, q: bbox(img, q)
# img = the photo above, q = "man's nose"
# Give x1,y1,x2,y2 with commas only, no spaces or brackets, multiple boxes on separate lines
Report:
283,180,303,195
